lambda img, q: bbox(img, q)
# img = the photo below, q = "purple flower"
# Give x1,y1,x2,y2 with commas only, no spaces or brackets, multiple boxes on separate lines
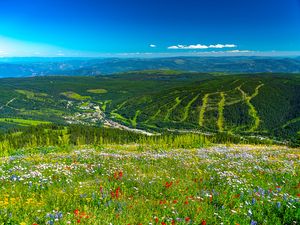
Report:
250,220,257,225
276,202,281,208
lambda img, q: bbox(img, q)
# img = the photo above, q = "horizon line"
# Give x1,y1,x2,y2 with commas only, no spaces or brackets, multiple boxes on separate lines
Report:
1,51,300,59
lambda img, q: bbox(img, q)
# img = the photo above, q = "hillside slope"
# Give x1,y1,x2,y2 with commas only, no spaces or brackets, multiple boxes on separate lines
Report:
111,74,300,141
0,71,299,143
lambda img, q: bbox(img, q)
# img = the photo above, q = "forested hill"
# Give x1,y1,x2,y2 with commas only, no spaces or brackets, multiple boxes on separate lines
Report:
1,56,300,77
0,71,299,144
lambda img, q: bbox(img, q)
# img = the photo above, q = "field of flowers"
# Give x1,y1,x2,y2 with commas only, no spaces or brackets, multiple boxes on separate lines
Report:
0,144,299,224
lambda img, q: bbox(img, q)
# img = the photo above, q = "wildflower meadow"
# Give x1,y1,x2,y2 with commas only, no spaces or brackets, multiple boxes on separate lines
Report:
0,144,299,224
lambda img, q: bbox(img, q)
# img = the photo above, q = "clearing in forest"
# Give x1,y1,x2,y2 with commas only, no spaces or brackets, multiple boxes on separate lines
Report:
199,94,209,127
237,83,264,132
181,94,200,122
164,97,182,121
217,92,226,132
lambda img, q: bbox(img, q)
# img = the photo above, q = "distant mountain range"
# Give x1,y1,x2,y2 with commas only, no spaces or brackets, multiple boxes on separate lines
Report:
0,56,300,78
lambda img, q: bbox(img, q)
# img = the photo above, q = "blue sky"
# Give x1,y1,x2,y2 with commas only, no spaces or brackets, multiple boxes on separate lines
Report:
0,0,299,57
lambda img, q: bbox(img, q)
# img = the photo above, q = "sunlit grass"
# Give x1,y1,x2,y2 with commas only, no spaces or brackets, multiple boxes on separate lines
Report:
0,144,298,224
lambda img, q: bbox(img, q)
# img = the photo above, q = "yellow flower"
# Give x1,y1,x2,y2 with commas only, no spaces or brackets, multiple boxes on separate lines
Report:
20,222,26,225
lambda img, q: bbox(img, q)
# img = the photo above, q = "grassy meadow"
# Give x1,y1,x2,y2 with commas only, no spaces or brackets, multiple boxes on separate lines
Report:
0,144,299,224
0,72,299,224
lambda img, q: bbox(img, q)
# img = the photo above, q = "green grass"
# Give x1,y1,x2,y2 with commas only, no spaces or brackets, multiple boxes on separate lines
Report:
0,118,50,126
238,84,264,132
145,109,161,123
16,89,48,98
101,100,112,112
110,112,130,125
111,101,128,114
60,91,91,101
217,92,225,132
129,110,141,127
199,94,209,127
164,97,182,121
87,89,108,94
0,144,298,224
15,89,49,102
181,94,200,122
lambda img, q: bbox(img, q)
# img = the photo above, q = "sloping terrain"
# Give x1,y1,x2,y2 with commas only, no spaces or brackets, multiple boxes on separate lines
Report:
1,56,300,77
112,74,300,141
0,71,299,143
0,144,298,224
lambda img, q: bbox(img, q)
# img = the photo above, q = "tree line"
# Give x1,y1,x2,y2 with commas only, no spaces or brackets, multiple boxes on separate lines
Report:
0,124,295,156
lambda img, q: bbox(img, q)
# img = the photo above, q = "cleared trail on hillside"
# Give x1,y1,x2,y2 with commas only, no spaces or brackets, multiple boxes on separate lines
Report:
238,83,264,132
217,92,226,132
130,110,141,127
164,97,182,121
111,100,127,114
0,98,16,111
181,94,200,122
145,109,161,123
199,94,209,127
282,117,300,128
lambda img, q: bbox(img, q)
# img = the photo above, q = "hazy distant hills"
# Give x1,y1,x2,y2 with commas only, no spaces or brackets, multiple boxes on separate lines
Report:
0,56,300,77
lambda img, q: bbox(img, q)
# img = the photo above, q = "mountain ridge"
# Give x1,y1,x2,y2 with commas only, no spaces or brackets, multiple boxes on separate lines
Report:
1,56,300,78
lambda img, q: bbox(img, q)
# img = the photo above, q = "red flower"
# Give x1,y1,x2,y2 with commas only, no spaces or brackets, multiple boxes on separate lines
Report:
165,181,173,188
80,212,90,219
173,200,178,204
116,187,120,198
114,172,118,179
184,200,189,205
74,209,79,216
172,220,176,225
114,171,123,180
111,187,121,199
159,200,167,205
233,194,240,199
77,219,81,223
185,217,190,222
161,222,167,225
201,220,207,225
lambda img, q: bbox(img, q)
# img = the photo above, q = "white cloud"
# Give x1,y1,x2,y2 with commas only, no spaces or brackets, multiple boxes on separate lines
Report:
209,44,236,48
168,43,237,50
168,44,208,49
227,50,251,53
168,45,179,49
149,44,156,48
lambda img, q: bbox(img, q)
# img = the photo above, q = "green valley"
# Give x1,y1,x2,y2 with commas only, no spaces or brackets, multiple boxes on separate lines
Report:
0,71,299,145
